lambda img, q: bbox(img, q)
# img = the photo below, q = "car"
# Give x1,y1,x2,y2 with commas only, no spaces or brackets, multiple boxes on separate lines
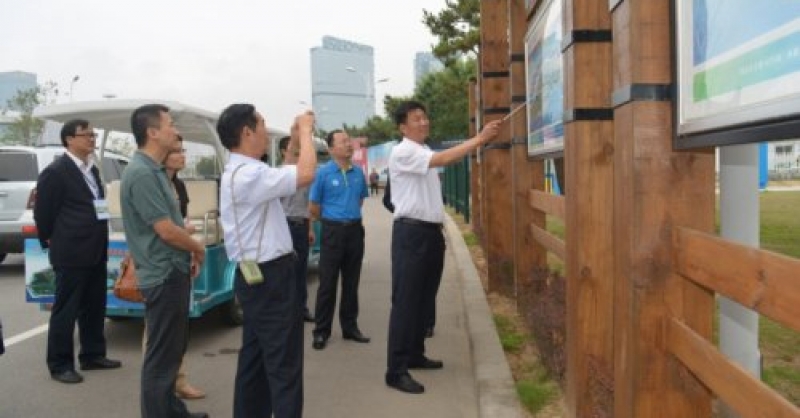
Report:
0,145,128,263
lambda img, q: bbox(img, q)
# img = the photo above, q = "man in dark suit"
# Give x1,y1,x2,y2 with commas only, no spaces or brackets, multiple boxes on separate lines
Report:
34,119,121,384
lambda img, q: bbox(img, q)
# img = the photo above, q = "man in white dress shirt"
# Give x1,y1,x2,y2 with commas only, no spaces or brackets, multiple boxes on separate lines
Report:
217,104,316,418
385,100,501,394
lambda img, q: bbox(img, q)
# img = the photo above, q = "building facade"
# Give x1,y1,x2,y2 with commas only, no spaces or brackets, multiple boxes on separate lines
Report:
0,71,37,111
310,36,375,132
414,52,443,86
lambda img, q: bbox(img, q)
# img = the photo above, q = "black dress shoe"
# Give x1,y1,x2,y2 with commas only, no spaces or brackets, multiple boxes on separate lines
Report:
386,373,424,394
303,310,315,323
312,335,327,350
187,412,209,418
342,329,370,343
409,357,444,370
51,369,84,384
80,357,122,370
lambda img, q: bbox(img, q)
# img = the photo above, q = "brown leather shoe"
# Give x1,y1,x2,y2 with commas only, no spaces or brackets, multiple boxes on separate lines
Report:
176,384,206,400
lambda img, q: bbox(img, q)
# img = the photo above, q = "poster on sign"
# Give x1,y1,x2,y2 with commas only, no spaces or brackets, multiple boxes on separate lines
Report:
675,0,800,147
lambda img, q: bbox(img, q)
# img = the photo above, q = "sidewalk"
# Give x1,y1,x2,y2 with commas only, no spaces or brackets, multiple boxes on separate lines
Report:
301,196,522,418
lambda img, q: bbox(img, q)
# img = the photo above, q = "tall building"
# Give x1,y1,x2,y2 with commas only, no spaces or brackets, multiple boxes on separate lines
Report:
310,36,375,132
414,52,444,86
0,71,37,111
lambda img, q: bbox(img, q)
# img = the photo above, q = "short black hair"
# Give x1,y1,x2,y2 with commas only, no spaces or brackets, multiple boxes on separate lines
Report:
393,100,427,126
325,129,344,148
217,104,258,150
278,136,291,151
60,119,89,147
131,104,170,147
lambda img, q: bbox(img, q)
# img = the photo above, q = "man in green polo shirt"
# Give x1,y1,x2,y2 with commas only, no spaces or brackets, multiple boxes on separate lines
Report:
121,104,207,418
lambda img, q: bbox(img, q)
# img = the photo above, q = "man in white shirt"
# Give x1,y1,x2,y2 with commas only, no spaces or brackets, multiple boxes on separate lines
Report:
218,104,316,418
385,100,501,394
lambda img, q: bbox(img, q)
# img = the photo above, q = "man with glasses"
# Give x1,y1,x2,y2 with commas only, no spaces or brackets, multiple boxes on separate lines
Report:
34,119,121,384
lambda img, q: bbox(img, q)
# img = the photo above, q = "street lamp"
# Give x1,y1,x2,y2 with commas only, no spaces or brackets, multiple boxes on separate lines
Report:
69,75,80,102
345,67,389,122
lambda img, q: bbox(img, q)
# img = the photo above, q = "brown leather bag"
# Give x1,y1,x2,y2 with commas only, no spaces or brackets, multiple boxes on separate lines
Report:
113,254,144,303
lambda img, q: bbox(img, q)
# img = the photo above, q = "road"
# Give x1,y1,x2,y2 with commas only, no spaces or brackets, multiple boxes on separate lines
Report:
0,197,484,418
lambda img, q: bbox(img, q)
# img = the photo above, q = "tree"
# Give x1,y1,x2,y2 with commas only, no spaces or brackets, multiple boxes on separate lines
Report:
194,156,218,177
1,82,59,145
422,0,481,66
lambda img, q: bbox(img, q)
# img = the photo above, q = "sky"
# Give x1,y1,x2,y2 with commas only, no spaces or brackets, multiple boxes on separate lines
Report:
1,0,444,131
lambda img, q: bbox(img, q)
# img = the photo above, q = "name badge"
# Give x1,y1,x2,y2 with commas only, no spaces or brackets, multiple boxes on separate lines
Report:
93,199,110,220
239,260,264,285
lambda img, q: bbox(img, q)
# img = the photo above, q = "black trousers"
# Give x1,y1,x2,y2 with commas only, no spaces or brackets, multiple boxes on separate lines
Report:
233,254,303,418
140,268,191,418
313,221,365,338
287,219,310,311
386,221,445,378
47,263,108,373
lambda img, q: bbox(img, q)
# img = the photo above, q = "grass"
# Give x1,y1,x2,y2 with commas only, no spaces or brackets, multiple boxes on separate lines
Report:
493,313,558,414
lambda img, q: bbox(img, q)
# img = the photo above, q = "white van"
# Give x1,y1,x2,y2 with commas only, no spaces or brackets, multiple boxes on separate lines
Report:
0,145,128,263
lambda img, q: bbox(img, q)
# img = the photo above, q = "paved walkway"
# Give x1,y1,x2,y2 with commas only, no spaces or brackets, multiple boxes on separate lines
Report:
301,195,522,417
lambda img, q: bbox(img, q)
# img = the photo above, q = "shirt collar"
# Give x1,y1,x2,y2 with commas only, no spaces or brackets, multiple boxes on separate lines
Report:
133,150,165,172
227,152,263,167
65,150,95,172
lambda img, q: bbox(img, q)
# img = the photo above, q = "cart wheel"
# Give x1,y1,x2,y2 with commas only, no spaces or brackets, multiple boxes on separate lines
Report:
221,295,243,326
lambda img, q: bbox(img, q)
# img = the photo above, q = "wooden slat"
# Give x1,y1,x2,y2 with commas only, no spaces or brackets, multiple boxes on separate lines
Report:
674,227,800,333
530,224,566,261
529,189,565,219
668,318,800,418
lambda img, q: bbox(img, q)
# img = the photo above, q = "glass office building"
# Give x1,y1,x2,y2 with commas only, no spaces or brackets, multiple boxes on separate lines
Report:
310,36,375,132
414,52,443,86
0,71,37,111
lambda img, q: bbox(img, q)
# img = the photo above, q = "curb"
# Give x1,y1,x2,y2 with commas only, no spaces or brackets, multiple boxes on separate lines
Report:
444,213,524,418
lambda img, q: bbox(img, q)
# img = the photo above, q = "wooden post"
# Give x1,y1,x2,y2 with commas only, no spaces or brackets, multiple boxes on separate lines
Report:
480,0,514,294
611,1,715,416
508,0,546,299
562,1,615,416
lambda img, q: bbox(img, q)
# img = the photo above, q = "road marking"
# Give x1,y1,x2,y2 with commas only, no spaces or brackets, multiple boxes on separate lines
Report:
5,324,49,347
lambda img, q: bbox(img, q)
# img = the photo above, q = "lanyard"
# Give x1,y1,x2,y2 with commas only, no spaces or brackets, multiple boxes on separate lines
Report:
79,164,100,199
230,164,269,262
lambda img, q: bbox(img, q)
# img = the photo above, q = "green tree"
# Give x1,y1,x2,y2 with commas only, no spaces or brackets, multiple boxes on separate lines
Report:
1,82,59,145
422,0,480,65
194,156,218,177
413,59,476,141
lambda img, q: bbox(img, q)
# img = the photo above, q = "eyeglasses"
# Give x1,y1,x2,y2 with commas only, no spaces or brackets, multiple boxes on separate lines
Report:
74,132,98,139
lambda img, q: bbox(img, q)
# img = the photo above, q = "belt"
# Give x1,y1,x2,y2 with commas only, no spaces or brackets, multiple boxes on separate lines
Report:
286,216,308,226
321,218,362,227
395,217,443,229
257,251,296,267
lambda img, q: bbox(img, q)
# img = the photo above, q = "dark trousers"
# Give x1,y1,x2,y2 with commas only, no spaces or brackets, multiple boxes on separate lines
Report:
386,222,445,378
140,269,191,418
233,254,303,418
287,219,310,311
47,263,108,373
313,222,365,338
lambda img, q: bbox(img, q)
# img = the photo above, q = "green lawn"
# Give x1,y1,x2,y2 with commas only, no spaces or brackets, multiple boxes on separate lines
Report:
754,191,800,404
543,191,800,403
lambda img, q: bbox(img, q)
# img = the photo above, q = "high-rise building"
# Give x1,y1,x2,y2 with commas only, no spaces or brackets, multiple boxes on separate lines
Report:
310,36,375,132
0,71,37,111
414,52,444,86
